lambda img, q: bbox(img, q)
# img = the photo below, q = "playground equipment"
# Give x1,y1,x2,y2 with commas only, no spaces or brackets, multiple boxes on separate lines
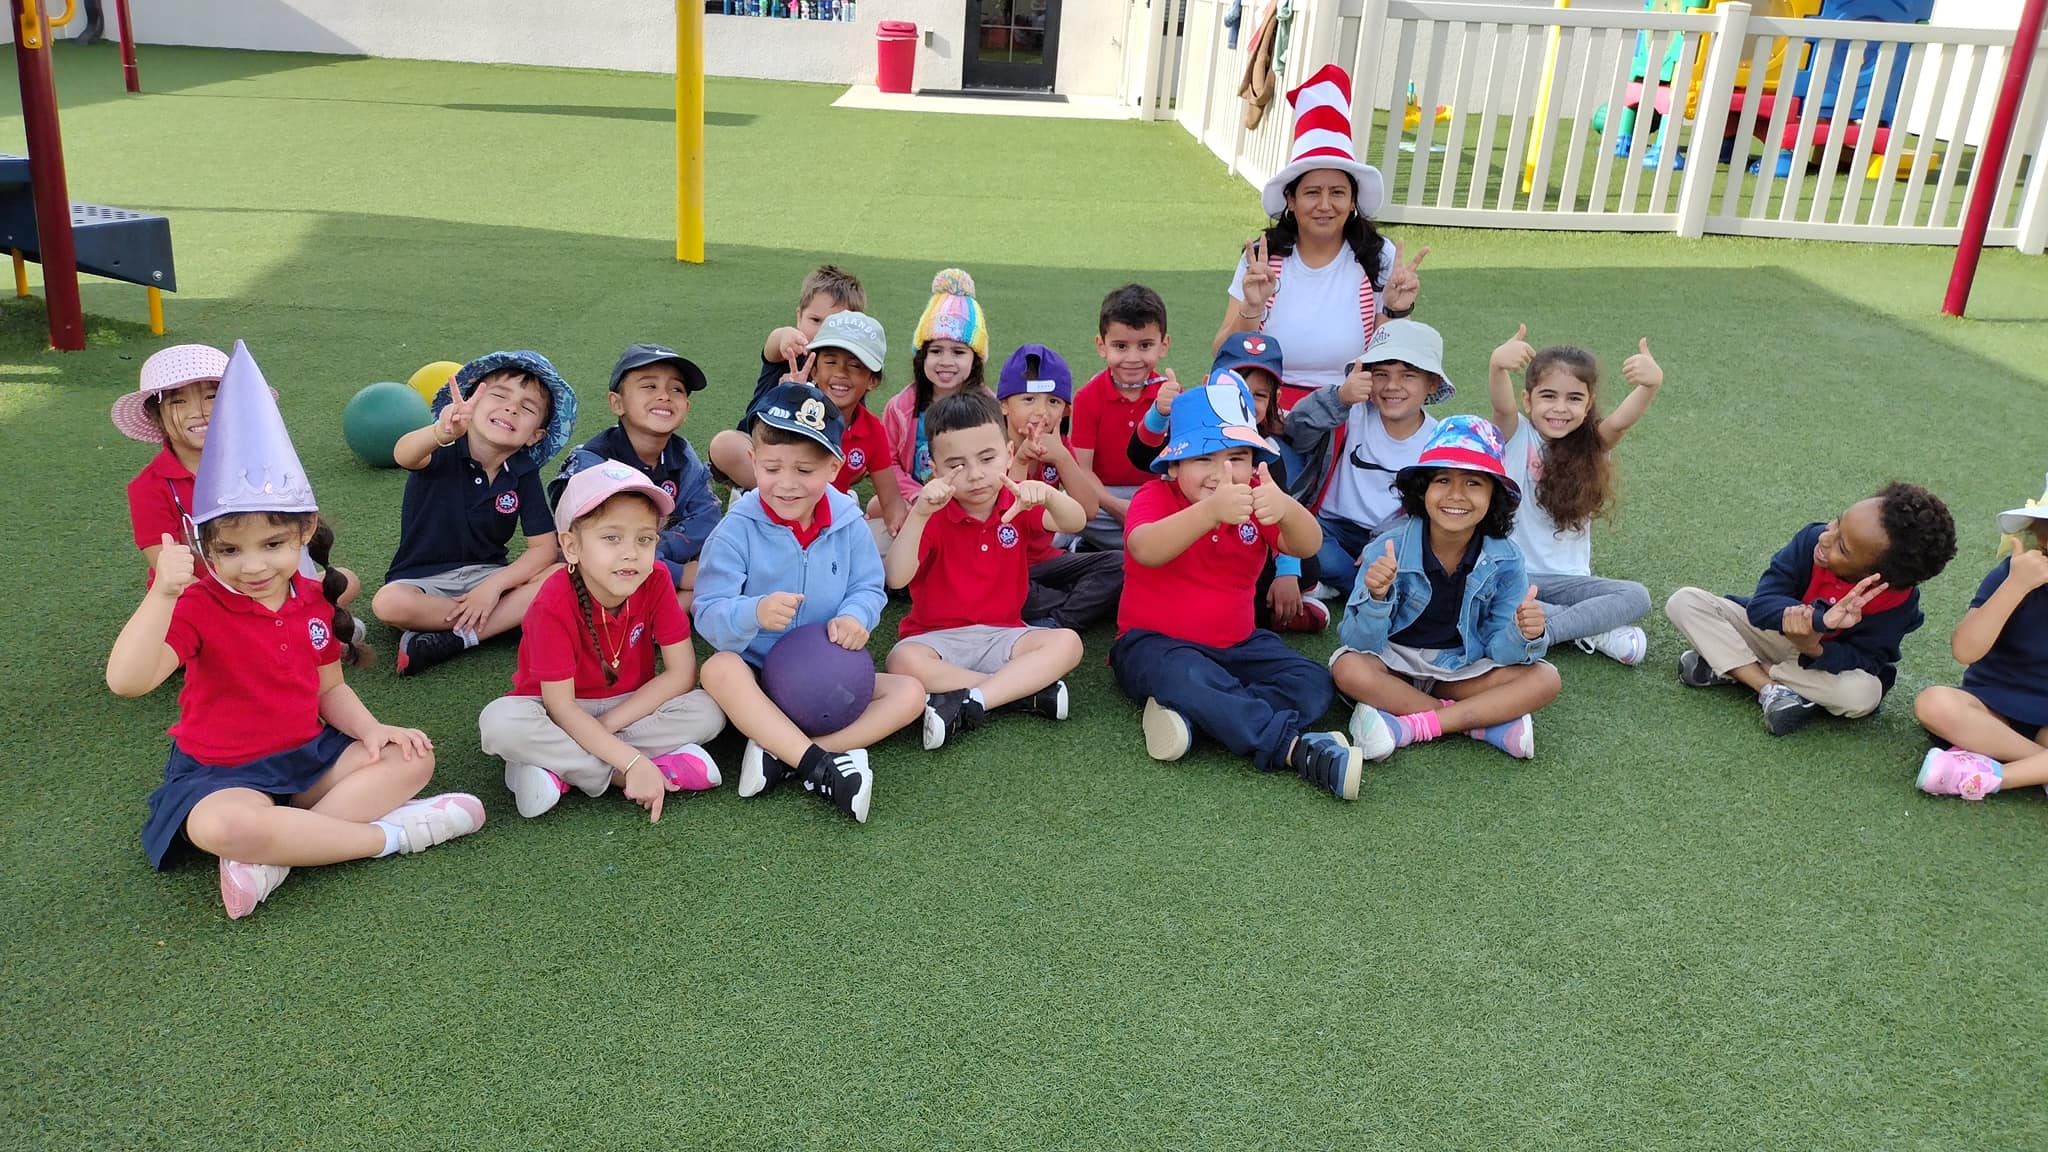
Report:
405,360,463,405
1589,0,1941,174
676,1,704,263
7,0,163,349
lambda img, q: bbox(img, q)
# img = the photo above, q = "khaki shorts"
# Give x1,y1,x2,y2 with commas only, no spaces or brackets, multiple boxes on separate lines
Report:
384,562,503,598
897,624,1034,675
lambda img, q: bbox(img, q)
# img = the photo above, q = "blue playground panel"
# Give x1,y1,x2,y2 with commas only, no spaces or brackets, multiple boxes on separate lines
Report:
0,153,178,293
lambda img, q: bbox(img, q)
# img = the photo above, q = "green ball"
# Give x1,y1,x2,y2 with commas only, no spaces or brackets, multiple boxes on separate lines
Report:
343,381,429,468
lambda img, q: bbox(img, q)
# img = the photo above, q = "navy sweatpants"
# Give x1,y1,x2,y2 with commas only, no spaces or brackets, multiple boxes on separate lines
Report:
1109,628,1336,771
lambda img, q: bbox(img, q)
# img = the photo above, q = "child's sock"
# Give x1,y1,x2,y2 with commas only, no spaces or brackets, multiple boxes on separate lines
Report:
1380,708,1443,748
1468,715,1536,760
455,628,480,648
371,820,404,858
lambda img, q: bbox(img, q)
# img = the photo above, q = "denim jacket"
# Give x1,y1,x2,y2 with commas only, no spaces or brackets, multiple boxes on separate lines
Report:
1338,516,1549,669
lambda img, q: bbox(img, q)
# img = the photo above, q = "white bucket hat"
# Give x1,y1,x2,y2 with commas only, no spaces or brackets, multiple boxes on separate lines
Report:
1996,473,2048,536
1357,319,1455,405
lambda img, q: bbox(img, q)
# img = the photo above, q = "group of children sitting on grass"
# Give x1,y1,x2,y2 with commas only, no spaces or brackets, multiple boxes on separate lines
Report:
106,262,2048,920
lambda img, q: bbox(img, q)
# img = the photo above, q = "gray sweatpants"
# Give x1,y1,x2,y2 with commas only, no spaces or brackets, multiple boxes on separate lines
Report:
478,690,726,795
1532,572,1653,644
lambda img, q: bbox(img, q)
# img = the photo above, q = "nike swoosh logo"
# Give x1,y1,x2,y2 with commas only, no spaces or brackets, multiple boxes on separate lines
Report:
1348,448,1395,473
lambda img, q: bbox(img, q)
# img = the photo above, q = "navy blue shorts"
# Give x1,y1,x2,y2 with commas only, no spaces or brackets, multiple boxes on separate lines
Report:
143,726,353,870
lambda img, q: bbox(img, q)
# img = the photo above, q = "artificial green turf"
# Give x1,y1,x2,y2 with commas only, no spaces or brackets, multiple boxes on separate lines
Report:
5,42,2048,1151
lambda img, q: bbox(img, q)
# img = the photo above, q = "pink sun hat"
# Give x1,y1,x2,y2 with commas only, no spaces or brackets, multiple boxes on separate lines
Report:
110,344,231,442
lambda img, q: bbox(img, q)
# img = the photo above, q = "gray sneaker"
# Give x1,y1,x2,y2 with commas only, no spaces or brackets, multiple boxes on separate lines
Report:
1759,683,1822,735
1678,649,1732,688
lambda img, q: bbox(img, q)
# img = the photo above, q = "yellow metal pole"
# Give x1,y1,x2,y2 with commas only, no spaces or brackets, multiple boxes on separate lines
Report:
11,249,26,298
1522,0,1571,197
147,286,163,334
675,1,704,263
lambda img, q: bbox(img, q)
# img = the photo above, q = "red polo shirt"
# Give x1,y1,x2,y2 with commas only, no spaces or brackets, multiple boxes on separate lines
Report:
832,406,895,494
165,574,344,766
512,566,691,697
1015,436,1080,564
763,491,833,549
1071,370,1162,488
900,488,1051,638
1117,478,1281,648
127,444,195,551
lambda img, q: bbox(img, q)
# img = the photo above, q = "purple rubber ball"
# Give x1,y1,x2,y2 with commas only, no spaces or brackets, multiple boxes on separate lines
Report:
760,622,875,737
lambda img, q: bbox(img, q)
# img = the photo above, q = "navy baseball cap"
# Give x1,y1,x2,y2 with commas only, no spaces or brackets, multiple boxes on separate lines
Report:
741,381,845,460
1212,331,1284,387
609,343,707,394
996,343,1073,403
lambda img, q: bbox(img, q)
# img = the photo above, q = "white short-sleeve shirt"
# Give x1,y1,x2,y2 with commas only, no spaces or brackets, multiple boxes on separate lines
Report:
1502,417,1594,576
1228,238,1398,393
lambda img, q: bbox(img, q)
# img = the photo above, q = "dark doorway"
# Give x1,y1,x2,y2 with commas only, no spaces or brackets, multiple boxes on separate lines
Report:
961,0,1061,91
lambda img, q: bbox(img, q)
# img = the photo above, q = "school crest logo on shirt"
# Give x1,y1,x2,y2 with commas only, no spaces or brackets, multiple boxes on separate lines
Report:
1040,464,1059,485
847,448,867,472
495,492,520,515
307,619,331,650
628,623,645,648
1238,522,1260,545
997,524,1020,549
661,480,678,498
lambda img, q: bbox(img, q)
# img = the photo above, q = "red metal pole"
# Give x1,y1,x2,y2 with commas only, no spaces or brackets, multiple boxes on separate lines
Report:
9,0,84,350
1942,0,2047,318
116,0,138,92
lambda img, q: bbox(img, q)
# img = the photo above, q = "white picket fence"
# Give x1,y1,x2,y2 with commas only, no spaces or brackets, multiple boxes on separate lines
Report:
1160,0,2048,250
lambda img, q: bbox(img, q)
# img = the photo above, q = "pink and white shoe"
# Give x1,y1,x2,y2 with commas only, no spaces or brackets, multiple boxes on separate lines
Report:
654,744,720,791
505,763,570,818
383,792,487,852
1916,748,2003,800
219,859,290,920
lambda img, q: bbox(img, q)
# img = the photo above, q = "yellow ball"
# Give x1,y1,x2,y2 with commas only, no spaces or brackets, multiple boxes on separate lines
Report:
406,360,463,405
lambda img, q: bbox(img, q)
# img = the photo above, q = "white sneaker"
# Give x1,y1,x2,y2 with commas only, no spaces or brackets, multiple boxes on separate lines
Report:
1347,703,1398,762
504,762,568,818
219,859,290,920
1142,698,1192,761
1575,625,1647,666
383,792,486,854
1307,581,1346,603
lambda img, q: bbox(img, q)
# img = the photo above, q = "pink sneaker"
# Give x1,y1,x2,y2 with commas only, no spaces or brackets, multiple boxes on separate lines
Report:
654,744,721,791
219,859,290,920
383,792,487,853
1916,748,2003,800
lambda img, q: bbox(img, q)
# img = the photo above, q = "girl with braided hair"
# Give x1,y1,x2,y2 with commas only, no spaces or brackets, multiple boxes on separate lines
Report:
480,464,726,822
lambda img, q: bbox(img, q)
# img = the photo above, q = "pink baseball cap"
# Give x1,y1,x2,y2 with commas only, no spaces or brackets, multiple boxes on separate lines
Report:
554,460,676,534
110,344,231,442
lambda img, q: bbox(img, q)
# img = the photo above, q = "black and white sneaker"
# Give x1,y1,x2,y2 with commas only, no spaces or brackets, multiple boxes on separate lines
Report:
1677,648,1733,688
737,739,795,798
396,629,467,676
1003,680,1070,721
802,748,873,823
1759,684,1822,736
921,689,986,751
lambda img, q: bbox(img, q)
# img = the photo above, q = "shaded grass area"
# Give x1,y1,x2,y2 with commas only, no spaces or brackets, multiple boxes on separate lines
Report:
4,42,2048,1151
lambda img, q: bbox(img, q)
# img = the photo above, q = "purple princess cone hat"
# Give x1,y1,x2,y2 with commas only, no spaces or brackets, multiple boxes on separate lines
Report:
191,340,317,525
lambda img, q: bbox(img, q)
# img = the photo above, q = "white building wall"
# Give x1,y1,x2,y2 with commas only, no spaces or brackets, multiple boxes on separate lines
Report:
17,0,1145,97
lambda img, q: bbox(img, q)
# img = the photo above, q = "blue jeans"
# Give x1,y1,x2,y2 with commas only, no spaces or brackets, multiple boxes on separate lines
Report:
1110,628,1336,771
1314,513,1378,598
1532,572,1652,643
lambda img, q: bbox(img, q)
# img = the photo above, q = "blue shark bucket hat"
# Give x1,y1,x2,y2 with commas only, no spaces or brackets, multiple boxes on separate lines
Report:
436,350,579,465
1152,369,1280,473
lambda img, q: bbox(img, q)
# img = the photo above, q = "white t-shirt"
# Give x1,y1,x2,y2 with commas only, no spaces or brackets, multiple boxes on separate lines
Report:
1324,405,1438,530
1502,417,1593,576
1228,238,1398,393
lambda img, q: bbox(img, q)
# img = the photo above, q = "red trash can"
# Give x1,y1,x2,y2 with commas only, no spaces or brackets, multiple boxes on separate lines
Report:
876,21,917,94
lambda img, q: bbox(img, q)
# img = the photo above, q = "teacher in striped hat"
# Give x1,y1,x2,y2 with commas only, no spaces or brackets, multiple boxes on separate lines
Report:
1214,64,1426,414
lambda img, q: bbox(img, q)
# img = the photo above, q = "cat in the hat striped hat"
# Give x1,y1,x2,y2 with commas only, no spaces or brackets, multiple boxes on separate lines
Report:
1220,65,1426,408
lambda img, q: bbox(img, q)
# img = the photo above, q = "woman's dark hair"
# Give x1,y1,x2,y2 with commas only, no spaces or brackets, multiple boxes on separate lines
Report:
926,389,1005,442
1873,482,1957,588
198,511,371,668
1522,346,1614,533
1263,171,1388,291
910,345,987,416
1394,468,1517,540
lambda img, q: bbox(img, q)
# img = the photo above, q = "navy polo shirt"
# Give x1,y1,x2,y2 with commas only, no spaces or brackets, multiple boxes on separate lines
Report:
1390,537,1479,650
386,438,553,581
579,425,689,505
1961,557,2048,727
733,356,784,430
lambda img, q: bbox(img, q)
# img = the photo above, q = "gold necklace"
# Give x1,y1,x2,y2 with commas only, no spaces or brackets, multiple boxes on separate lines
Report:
594,603,627,670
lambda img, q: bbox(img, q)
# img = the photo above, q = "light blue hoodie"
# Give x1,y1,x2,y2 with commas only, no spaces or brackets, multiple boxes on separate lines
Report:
692,487,887,667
